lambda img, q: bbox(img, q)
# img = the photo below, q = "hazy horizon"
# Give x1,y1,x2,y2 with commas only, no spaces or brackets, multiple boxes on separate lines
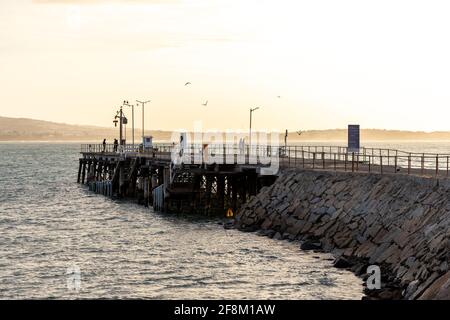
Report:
1,0,450,132
2,115,450,143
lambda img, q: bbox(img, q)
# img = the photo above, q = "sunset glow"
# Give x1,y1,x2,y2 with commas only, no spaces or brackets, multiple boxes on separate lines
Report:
1,0,450,132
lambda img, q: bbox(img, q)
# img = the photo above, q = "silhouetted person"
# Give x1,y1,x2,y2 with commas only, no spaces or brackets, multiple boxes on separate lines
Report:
113,139,118,152
102,139,106,152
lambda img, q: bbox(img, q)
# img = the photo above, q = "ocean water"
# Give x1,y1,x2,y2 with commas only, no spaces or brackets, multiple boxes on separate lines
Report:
0,143,368,299
2,141,448,300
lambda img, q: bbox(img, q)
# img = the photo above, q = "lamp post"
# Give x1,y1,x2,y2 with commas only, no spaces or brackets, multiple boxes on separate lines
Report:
136,99,151,141
123,101,135,148
113,106,125,146
249,107,260,146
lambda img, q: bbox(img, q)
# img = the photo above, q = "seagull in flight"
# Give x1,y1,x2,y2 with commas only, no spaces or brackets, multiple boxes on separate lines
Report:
202,100,208,106
296,130,303,136
185,82,191,86
277,95,281,98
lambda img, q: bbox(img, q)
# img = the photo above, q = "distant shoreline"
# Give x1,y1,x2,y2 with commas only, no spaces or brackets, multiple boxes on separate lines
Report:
2,116,450,143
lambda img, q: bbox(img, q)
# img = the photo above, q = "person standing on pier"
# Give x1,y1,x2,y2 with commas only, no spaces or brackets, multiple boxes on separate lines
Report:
102,139,106,152
113,139,118,152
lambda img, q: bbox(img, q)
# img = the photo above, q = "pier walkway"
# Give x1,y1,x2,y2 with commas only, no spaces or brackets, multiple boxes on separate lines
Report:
77,143,449,215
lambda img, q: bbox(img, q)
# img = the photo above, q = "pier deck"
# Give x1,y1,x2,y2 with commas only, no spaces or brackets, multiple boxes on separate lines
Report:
77,143,449,215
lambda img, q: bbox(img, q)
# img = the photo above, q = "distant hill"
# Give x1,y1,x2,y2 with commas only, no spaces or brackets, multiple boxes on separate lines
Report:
0,116,172,142
0,116,449,142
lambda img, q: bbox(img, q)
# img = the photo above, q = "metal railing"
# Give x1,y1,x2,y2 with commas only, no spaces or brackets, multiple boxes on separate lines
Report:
81,144,450,178
280,146,450,178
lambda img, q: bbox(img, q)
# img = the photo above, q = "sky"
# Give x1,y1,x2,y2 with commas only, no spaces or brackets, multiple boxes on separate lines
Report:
0,0,450,132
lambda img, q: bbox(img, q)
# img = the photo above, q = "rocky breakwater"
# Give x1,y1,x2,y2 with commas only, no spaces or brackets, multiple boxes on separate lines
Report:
235,169,450,300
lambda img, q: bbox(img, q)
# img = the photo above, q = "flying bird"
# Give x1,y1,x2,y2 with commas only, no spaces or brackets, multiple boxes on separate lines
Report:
296,130,303,136
185,82,191,86
277,96,281,98
202,100,208,106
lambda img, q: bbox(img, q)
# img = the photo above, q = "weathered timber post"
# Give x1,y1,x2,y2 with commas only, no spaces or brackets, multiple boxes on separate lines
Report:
205,174,213,213
158,166,164,187
81,159,87,184
231,175,238,212
86,159,92,182
128,159,140,197
103,161,109,180
239,174,247,204
96,160,103,181
77,159,83,183
119,164,125,197
217,175,225,212
248,171,258,197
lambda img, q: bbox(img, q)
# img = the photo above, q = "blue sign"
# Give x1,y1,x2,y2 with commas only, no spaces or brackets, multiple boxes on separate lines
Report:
348,125,360,152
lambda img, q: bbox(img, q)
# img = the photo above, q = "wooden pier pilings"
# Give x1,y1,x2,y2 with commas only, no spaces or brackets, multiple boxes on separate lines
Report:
77,146,277,216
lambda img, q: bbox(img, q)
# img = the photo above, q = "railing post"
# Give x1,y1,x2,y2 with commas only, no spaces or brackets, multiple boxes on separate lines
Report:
288,147,291,167
334,153,337,171
408,154,411,175
351,152,355,172
394,155,398,173
447,156,449,177
421,154,425,175
436,155,439,177
380,156,383,174
294,146,297,167
302,150,305,168
344,153,348,171
322,152,325,169
312,153,315,169
223,145,226,165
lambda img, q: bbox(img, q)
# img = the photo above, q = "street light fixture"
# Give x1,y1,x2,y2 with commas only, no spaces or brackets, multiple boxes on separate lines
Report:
113,106,124,145
136,99,151,141
123,100,135,148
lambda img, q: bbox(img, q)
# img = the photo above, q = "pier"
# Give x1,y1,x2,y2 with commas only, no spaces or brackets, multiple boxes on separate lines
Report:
77,143,278,215
77,142,449,216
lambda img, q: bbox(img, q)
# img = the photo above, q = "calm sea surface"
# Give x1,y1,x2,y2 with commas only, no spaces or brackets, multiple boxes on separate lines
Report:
0,141,448,299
